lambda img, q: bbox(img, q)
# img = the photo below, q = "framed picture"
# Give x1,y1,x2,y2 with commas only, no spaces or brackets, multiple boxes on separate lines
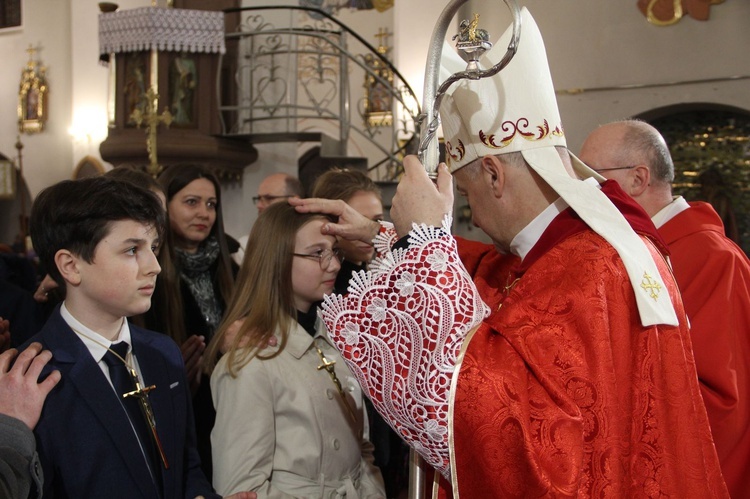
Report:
18,56,48,134
123,52,150,127
0,0,22,32
0,159,16,199
168,52,198,127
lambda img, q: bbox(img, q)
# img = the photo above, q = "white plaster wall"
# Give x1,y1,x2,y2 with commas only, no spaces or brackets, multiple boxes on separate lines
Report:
395,0,749,150
1,0,747,245
394,0,749,242
0,0,72,244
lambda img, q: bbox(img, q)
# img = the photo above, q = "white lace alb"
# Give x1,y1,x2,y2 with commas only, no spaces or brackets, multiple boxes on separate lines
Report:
320,216,489,478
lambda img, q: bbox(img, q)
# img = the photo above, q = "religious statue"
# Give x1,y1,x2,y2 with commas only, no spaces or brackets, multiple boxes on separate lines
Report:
452,14,490,44
170,54,197,126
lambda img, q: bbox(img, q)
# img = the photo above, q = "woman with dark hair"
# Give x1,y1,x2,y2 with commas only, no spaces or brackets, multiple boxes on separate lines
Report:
147,164,237,478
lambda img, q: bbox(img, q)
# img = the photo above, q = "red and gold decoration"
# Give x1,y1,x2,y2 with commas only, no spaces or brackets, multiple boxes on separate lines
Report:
638,0,725,26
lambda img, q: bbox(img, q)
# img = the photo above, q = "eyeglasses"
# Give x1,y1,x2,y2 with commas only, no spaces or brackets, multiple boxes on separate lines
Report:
252,194,292,205
591,165,637,173
292,248,343,269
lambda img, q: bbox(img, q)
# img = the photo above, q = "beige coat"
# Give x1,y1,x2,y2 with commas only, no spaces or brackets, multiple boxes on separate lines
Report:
211,318,386,498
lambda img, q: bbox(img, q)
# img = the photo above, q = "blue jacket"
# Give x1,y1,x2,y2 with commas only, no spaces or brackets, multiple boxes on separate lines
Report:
25,307,219,499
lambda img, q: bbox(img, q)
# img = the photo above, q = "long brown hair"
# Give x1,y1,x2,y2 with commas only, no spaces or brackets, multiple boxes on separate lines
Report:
155,165,235,344
205,203,331,376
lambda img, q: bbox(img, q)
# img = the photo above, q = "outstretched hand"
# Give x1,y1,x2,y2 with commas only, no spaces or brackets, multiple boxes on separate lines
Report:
390,156,454,237
289,197,381,245
181,335,206,396
0,342,61,430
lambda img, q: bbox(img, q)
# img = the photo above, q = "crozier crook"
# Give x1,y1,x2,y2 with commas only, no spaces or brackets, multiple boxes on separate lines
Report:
418,0,522,177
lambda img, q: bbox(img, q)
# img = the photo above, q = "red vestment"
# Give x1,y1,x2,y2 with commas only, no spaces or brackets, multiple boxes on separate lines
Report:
455,237,517,310
450,229,726,497
321,184,727,498
659,201,750,497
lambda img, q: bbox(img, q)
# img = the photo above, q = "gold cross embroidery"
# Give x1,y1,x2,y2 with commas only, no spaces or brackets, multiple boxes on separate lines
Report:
640,272,662,301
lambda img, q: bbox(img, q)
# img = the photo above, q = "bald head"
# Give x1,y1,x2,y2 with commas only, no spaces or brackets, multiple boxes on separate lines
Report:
255,173,303,213
579,120,675,217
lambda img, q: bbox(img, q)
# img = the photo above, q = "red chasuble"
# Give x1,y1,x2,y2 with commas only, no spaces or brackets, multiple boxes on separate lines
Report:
450,229,726,497
322,183,727,498
659,201,750,497
444,186,726,497
455,237,518,311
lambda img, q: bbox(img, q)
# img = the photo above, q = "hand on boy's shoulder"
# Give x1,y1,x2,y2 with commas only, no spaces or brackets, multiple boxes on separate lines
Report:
0,342,61,430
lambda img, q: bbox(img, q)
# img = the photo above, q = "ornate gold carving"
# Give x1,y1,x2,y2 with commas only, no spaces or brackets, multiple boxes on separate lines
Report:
640,272,663,301
363,27,394,128
640,0,724,26
453,14,490,45
647,0,683,26
18,45,49,134
131,87,173,178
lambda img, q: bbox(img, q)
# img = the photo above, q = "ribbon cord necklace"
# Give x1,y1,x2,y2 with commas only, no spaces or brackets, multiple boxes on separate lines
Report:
72,328,170,469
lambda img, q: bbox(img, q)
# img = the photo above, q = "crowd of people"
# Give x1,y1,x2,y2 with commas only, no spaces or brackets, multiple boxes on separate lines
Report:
1,6,749,499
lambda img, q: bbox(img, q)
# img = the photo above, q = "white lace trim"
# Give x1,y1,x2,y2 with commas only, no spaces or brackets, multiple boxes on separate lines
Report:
372,220,398,257
99,7,226,55
321,215,489,478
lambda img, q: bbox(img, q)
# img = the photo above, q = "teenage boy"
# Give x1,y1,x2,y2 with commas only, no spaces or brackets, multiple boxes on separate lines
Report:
25,176,253,499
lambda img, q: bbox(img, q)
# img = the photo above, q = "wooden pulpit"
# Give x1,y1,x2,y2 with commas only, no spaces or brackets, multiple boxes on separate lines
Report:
98,5,255,179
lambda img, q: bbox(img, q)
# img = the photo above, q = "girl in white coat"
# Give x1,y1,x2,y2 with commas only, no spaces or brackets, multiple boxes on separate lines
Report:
206,203,385,498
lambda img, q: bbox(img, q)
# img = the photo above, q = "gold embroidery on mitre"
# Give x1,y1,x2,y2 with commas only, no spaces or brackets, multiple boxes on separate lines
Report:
640,272,662,301
480,118,565,149
445,139,465,165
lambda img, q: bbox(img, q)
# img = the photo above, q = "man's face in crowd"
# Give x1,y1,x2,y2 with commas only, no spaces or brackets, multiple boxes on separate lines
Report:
256,174,293,214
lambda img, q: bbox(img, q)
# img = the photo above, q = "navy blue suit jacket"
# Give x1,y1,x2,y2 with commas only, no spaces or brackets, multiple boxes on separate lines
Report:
26,308,219,499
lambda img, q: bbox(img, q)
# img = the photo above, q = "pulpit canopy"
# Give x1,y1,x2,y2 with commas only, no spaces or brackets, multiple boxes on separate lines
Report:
99,7,225,56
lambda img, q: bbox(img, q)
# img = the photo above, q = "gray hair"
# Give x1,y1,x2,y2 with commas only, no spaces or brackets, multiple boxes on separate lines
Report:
620,120,675,184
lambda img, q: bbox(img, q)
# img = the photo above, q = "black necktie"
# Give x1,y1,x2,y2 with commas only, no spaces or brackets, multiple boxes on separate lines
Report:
103,342,161,491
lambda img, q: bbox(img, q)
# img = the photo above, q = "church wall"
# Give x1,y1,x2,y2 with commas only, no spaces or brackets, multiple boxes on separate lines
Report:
0,0,72,245
395,0,749,242
395,0,749,151
1,0,747,245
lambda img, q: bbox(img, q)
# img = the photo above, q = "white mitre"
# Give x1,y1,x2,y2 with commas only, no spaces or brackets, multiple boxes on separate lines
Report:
439,7,678,327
